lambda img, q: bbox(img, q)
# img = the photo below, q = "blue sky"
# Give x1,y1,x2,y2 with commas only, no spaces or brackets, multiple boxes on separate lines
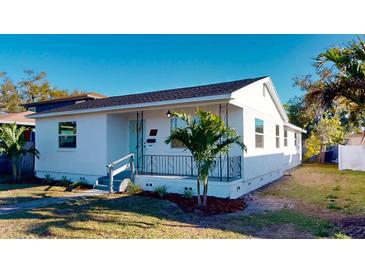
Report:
0,34,358,102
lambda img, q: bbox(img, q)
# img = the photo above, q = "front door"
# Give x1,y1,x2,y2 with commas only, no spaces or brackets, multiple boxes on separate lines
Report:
129,120,144,171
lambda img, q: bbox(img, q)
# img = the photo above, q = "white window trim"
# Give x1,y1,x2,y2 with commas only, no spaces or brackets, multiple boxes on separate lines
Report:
58,121,77,149
255,118,264,148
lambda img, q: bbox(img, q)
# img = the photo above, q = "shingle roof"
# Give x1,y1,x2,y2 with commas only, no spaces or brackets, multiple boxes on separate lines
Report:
22,92,107,107
0,111,35,126
36,77,266,115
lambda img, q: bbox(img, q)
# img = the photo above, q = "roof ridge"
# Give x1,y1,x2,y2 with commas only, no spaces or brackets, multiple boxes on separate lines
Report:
106,76,267,100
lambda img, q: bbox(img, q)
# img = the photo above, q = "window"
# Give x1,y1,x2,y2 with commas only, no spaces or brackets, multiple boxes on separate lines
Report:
170,117,186,148
284,129,288,147
59,121,76,148
276,125,280,148
255,118,264,148
294,133,298,147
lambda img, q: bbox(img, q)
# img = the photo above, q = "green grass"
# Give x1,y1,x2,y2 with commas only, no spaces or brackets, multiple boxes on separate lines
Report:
231,209,335,237
261,163,365,216
0,183,78,206
0,194,250,239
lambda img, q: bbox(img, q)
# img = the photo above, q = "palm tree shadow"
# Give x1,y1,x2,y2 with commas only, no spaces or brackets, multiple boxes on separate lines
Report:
0,195,326,239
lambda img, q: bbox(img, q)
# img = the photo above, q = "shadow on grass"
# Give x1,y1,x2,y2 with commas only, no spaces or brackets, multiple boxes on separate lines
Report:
0,194,338,239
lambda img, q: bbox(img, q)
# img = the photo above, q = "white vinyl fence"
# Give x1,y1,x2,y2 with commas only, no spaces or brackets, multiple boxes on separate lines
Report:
338,145,365,171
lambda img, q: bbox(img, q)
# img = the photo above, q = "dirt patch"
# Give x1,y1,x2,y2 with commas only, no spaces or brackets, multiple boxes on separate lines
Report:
337,217,365,239
242,193,295,215
252,223,315,239
139,191,246,215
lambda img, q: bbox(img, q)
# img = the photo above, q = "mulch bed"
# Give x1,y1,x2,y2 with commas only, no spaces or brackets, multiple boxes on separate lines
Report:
139,191,246,215
337,217,365,239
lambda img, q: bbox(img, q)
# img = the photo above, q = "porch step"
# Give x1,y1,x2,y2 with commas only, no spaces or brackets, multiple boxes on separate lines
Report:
95,170,133,192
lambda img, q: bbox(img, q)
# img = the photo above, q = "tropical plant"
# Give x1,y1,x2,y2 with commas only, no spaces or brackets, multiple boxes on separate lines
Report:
183,188,193,199
165,110,245,207
59,176,70,186
43,174,54,184
126,181,142,194
0,123,39,181
154,185,168,198
315,38,365,110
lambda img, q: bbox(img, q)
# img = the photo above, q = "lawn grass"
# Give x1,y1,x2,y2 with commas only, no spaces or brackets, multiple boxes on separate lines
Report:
230,209,335,237
0,163,363,239
260,163,365,216
0,183,76,206
0,194,250,239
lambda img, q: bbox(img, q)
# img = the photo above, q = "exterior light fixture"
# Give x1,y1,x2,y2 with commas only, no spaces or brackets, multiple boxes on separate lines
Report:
166,110,172,118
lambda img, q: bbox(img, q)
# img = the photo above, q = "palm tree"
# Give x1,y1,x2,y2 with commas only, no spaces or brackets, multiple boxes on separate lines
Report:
0,123,39,181
315,38,365,110
315,37,365,141
165,110,245,207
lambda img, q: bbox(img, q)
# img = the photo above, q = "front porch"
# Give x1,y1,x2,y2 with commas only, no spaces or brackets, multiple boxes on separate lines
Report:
99,102,244,196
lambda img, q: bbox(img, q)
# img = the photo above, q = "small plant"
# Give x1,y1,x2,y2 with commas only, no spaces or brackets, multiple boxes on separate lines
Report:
154,185,167,198
183,188,193,199
43,174,54,184
126,181,142,194
59,176,71,186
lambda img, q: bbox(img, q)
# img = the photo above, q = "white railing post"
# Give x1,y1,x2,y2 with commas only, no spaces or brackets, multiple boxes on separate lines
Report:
108,165,114,193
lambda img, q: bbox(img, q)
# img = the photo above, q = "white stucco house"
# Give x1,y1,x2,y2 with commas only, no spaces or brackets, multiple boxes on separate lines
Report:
29,76,305,199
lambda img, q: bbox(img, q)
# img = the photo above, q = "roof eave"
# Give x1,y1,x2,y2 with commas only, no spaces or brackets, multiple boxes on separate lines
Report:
284,122,306,133
28,93,233,119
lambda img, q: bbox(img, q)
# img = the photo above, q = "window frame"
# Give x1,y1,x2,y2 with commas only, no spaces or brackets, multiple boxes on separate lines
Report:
275,125,280,148
58,121,77,149
255,118,264,148
284,129,288,147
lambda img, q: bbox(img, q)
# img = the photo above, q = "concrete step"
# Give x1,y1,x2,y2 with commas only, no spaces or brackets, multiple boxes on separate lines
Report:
95,170,132,192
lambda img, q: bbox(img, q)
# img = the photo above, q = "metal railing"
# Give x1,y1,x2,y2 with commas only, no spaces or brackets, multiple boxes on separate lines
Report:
106,154,135,193
140,155,241,182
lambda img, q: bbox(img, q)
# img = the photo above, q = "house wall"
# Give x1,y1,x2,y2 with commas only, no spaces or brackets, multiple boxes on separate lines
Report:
230,79,302,194
106,113,129,163
35,112,108,183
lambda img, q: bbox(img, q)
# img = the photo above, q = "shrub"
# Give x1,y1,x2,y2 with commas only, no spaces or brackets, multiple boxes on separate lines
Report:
43,174,54,184
126,181,142,194
154,185,167,198
59,176,71,186
183,189,193,199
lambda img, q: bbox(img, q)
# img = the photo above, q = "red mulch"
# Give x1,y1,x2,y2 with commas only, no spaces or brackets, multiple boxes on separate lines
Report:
139,191,246,215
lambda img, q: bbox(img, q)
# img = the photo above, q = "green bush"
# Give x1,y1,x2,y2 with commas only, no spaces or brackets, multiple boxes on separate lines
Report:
126,181,142,194
59,176,71,186
43,174,54,184
183,189,193,199
154,185,167,198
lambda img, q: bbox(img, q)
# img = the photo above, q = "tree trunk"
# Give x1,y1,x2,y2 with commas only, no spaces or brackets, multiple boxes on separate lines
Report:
196,177,202,207
317,145,326,164
202,176,208,207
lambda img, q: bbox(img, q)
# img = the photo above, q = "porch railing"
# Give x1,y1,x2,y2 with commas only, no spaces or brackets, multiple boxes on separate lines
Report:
106,154,135,193
140,155,241,182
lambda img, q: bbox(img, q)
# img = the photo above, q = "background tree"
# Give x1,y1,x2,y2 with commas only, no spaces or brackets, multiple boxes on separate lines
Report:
0,70,89,113
304,115,345,162
165,110,245,207
0,72,24,112
0,123,40,181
